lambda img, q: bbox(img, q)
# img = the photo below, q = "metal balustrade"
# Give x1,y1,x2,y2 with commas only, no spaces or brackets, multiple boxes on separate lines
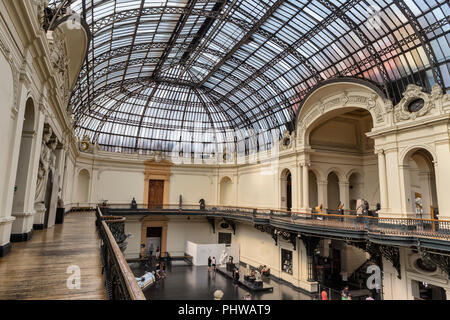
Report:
96,208,145,300
91,203,450,242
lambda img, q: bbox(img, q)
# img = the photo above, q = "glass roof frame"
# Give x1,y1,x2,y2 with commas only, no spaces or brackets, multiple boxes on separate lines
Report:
47,0,449,156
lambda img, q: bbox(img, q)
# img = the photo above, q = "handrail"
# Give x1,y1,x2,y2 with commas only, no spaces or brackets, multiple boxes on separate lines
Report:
100,203,450,242
97,207,145,300
98,202,450,223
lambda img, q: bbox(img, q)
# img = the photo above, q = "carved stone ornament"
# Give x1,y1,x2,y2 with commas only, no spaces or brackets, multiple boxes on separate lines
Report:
48,28,70,105
36,0,49,27
149,151,165,163
394,84,438,122
79,134,94,153
35,125,53,203
279,130,293,151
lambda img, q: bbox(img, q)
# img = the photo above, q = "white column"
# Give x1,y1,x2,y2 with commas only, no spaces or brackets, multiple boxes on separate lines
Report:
398,163,413,218
302,163,310,210
0,82,29,253
377,150,389,213
317,180,328,209
434,140,450,219
292,164,299,211
339,180,350,210
384,148,403,217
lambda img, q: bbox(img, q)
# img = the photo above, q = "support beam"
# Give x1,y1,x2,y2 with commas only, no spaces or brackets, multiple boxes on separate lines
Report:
197,0,285,87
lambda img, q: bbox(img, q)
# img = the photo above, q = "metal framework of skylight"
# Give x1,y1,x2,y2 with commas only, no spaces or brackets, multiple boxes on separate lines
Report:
48,0,449,156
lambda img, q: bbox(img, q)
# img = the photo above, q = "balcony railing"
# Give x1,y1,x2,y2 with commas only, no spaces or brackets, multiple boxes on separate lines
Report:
95,203,450,242
96,207,145,300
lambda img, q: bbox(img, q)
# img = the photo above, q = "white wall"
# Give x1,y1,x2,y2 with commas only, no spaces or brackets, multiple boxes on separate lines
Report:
170,170,213,205
97,170,144,204
166,217,217,253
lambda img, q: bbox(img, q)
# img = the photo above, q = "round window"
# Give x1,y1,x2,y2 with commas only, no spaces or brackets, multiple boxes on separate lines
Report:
407,98,425,112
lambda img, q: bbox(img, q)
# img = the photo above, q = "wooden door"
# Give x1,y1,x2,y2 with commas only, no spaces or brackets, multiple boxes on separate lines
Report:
148,180,164,209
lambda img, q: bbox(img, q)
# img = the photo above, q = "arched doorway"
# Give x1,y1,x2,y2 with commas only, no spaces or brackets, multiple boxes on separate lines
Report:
280,169,292,211
219,177,233,206
327,172,340,213
76,169,90,205
307,108,380,211
11,98,35,238
403,149,438,220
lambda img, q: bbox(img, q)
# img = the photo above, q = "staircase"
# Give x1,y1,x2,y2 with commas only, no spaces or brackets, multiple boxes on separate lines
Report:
348,259,377,290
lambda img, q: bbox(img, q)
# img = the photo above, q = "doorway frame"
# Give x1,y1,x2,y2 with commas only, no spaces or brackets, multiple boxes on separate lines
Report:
140,216,168,258
143,160,172,208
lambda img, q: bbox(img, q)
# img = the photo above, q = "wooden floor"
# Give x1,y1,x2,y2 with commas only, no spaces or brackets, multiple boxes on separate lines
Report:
0,211,107,300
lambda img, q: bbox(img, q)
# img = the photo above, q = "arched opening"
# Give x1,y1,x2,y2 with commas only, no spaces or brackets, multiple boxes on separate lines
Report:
280,169,292,211
403,149,438,220
309,170,318,209
348,172,363,210
11,98,36,237
12,98,35,216
76,169,90,205
219,177,233,206
327,172,340,212
308,108,380,212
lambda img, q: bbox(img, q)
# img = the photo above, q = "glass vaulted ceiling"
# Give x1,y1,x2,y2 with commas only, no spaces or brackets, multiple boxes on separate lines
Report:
55,0,449,156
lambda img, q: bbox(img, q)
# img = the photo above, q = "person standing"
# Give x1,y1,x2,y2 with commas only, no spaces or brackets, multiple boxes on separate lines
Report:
156,247,160,261
321,289,328,300
208,256,212,272
149,243,154,257
212,257,217,272
366,292,374,300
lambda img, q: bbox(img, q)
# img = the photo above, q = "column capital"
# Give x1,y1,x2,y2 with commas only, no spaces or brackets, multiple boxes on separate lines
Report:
317,180,328,186
375,148,385,155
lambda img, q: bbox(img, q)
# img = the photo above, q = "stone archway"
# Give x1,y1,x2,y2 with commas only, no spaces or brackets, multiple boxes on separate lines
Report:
401,148,438,219
219,176,233,206
11,97,36,240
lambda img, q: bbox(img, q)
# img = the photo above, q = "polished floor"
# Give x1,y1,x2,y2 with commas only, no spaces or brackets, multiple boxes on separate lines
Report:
134,264,312,300
0,211,106,300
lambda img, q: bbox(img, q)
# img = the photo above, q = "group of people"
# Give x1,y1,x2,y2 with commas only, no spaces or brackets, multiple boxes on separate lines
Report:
258,265,270,277
318,286,375,300
208,256,217,272
154,262,167,280
314,200,381,217
145,244,165,281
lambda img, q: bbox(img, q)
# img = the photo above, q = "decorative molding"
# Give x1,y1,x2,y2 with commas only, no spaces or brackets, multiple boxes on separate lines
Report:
419,249,450,279
394,84,443,122
380,245,401,279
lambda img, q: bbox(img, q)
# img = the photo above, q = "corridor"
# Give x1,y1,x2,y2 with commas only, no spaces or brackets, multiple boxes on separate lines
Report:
0,212,106,300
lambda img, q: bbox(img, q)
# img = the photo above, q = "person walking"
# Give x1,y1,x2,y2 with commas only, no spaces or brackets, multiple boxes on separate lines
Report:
212,257,217,272
208,256,212,272
149,243,154,257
